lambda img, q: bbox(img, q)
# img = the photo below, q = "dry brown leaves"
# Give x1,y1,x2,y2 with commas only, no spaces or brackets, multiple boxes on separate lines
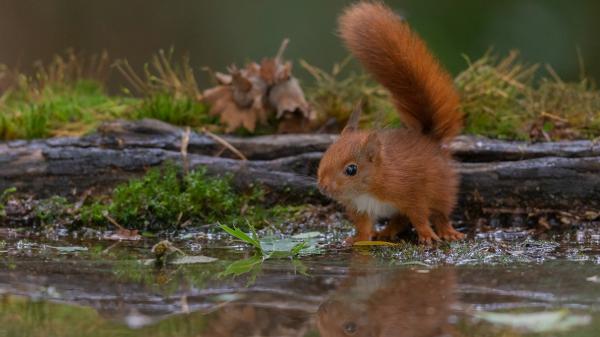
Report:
203,39,314,133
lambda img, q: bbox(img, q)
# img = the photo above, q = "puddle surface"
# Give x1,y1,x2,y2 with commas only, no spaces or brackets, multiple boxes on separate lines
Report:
1,230,600,337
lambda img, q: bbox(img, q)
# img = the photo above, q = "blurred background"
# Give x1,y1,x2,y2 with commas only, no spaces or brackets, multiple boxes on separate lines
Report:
0,0,599,89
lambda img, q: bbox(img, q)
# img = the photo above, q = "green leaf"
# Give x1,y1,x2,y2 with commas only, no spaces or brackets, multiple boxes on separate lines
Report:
220,255,263,278
290,241,308,256
221,225,322,259
219,224,261,251
291,259,309,276
1,187,17,201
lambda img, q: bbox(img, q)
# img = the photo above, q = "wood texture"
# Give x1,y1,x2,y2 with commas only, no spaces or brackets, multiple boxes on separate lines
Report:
1,119,599,215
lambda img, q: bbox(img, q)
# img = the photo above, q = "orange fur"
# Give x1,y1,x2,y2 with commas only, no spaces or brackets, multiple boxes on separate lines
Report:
338,1,462,142
317,266,457,337
317,2,464,244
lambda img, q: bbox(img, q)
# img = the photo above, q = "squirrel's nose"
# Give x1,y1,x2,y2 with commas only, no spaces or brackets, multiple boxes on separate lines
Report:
318,183,328,195
317,179,329,196
318,180,337,197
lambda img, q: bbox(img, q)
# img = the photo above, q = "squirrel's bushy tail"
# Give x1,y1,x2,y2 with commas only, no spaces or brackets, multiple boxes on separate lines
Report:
339,2,462,142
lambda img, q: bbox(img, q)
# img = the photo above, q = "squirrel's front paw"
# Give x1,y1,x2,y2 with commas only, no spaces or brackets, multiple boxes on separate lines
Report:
435,223,465,242
417,230,441,245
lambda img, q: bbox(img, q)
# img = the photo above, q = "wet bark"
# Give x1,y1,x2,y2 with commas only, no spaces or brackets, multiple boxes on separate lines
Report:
1,119,600,215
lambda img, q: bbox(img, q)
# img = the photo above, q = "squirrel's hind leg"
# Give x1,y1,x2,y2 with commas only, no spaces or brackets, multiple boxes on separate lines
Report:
405,208,440,245
430,211,465,242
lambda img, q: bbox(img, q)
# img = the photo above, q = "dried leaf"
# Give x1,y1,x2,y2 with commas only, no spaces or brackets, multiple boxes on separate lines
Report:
353,241,400,247
202,39,312,133
269,77,312,119
106,228,141,241
214,72,232,85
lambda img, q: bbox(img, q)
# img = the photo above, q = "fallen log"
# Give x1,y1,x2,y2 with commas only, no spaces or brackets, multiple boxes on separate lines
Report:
1,119,600,217
93,119,600,161
94,119,337,160
450,136,600,162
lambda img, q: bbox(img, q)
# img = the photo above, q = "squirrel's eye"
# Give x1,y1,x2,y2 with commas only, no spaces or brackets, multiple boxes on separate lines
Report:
343,322,357,335
344,164,358,176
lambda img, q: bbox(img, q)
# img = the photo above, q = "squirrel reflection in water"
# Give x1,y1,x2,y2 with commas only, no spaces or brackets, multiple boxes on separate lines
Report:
316,256,457,337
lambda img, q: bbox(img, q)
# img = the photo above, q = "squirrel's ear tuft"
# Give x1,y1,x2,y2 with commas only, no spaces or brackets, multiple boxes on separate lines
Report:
363,132,381,163
341,100,363,135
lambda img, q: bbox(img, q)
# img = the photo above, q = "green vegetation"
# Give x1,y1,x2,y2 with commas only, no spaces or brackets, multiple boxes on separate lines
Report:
0,164,302,231
300,57,399,129
114,48,202,100
455,51,538,140
135,93,215,126
0,50,133,139
81,165,302,231
0,187,16,218
1,49,599,141
0,79,133,139
456,51,600,140
0,50,212,140
303,51,600,141
219,224,321,258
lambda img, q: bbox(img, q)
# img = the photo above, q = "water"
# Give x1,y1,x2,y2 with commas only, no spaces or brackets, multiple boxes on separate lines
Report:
1,230,600,337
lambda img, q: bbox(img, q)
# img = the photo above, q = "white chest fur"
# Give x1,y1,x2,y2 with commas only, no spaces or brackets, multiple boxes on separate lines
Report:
352,193,398,219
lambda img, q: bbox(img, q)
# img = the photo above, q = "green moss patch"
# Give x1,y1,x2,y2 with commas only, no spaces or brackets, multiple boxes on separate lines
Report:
1,165,303,232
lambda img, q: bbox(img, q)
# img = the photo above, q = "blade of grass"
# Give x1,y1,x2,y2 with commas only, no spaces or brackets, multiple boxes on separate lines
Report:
219,223,262,252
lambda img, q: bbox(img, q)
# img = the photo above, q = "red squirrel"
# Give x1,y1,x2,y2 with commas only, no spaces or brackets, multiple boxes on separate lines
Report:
317,2,465,244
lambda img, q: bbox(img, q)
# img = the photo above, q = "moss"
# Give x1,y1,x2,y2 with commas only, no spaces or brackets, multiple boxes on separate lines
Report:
305,51,600,141
114,48,202,100
2,49,599,141
456,51,600,140
0,49,217,141
80,164,301,231
34,196,72,225
300,57,399,131
0,80,135,140
135,93,216,127
1,166,302,231
527,74,600,139
0,187,16,218
454,51,536,140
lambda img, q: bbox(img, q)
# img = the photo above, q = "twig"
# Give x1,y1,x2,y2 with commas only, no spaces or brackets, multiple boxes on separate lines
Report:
180,127,191,175
540,111,568,123
202,66,219,86
180,294,189,314
113,59,147,94
275,38,290,62
103,212,125,230
201,127,247,161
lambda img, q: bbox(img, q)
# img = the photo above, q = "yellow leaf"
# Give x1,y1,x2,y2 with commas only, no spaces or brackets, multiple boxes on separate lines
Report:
353,241,399,247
